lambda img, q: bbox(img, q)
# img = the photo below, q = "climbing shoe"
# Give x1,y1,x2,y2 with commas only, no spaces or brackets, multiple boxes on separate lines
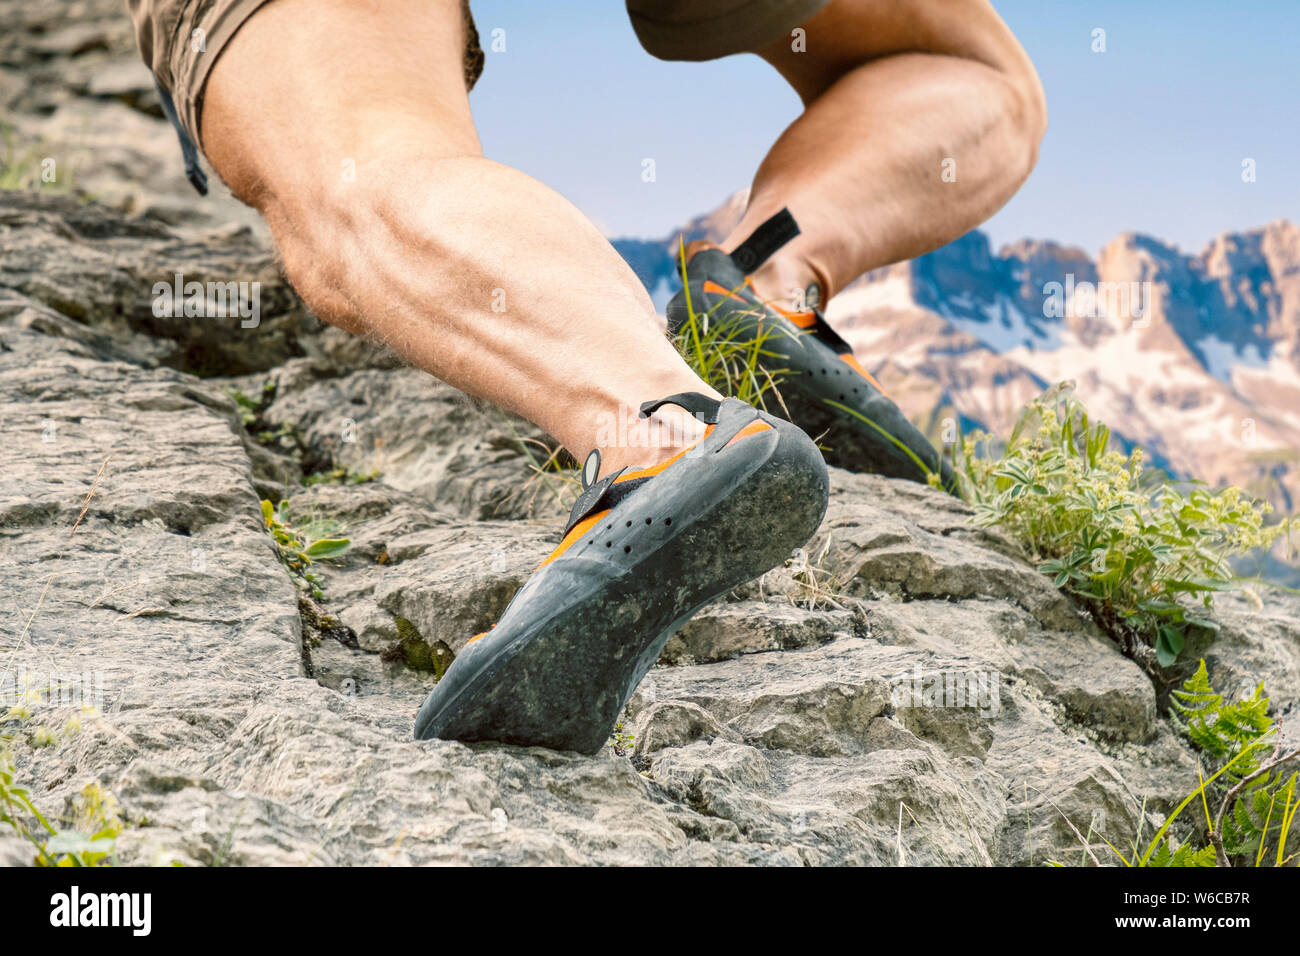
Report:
666,208,957,492
414,392,829,754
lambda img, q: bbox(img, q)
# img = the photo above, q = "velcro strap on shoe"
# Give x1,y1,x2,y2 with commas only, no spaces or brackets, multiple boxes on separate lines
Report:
565,466,632,535
729,208,800,273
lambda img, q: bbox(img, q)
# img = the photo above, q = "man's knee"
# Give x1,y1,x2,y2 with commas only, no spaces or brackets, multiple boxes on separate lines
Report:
768,0,1048,150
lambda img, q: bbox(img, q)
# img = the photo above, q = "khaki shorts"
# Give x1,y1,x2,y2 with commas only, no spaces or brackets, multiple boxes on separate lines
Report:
129,0,828,165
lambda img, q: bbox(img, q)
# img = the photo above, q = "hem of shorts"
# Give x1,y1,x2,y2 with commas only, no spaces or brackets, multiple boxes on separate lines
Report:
629,0,829,61
175,0,278,156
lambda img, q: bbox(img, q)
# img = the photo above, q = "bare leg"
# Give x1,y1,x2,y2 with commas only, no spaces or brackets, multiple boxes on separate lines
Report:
201,0,718,475
721,0,1048,306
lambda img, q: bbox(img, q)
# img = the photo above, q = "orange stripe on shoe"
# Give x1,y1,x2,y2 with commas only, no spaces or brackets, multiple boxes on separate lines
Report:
614,424,715,483
839,352,889,396
614,442,695,482
702,279,747,301
537,508,610,569
615,420,771,483
751,288,887,395
701,272,883,399
768,301,818,328
724,420,773,446
701,278,816,328
466,630,489,645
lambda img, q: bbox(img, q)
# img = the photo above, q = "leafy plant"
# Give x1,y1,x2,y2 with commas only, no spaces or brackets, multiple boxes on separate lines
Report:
0,122,78,195
303,467,379,487
509,430,582,515
228,381,276,427
956,384,1285,666
1,685,121,867
1169,661,1299,865
1071,660,1294,868
255,421,300,454
1052,661,1298,867
1170,660,1273,776
227,382,305,462
609,722,636,757
261,498,351,600
230,382,376,487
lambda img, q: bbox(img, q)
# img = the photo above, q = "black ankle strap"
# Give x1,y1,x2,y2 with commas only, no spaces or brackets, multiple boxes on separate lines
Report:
638,392,723,423
729,208,800,273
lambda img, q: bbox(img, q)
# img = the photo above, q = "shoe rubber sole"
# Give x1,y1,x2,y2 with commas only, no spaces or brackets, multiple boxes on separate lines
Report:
413,409,828,754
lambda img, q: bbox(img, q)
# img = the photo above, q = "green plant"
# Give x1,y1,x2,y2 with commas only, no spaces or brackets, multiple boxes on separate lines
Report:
228,381,276,427
303,467,379,487
0,122,78,194
228,382,302,456
1052,661,1298,867
670,239,789,411
261,498,351,599
609,722,635,757
255,421,300,453
230,382,381,488
1,686,121,867
957,384,1285,666
498,420,582,517
1169,661,1299,865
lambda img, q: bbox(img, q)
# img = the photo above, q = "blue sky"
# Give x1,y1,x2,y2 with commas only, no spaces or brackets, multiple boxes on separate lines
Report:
468,1,1300,255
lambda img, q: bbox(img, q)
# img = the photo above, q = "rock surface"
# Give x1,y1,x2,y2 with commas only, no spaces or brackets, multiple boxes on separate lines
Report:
5,190,1300,866
1,2,1298,865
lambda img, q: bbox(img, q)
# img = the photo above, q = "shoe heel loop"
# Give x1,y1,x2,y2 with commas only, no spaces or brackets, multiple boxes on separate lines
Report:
729,208,801,273
638,392,724,423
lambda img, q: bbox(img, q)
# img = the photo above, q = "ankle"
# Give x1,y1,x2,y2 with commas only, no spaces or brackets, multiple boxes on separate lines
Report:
746,254,833,312
594,403,709,476
719,205,835,308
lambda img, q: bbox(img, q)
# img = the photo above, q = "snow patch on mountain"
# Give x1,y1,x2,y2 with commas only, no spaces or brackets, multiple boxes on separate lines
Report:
830,274,916,315
944,294,1061,352
1197,335,1267,382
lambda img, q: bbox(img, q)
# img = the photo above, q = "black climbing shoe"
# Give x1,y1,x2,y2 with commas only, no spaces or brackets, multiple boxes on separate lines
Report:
666,208,957,492
414,393,829,754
